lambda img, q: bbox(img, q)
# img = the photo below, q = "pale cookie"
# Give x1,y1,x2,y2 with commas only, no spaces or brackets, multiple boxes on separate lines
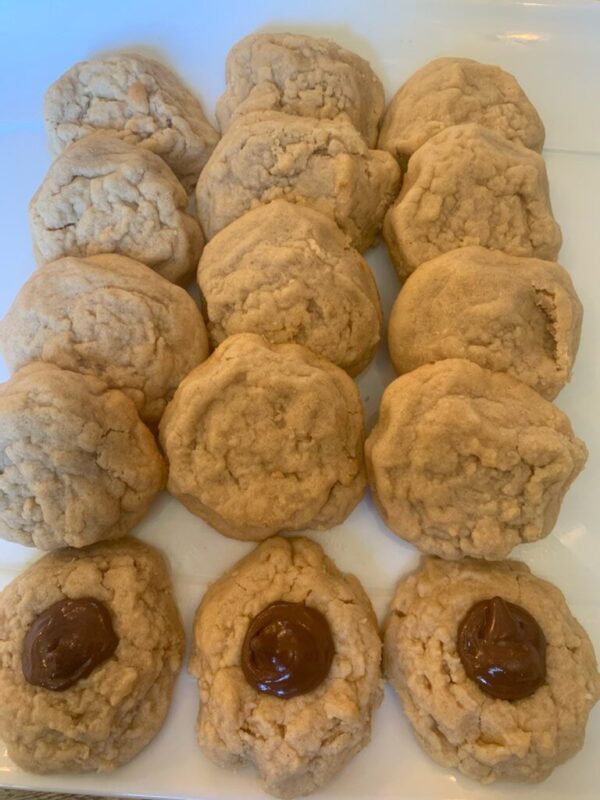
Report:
0,537,184,772
1,254,209,425
29,132,204,285
383,123,562,280
378,57,544,168
190,536,382,799
384,557,600,782
197,200,382,375
0,362,166,550
216,32,385,146
159,333,366,541
45,53,219,191
196,111,401,250
388,246,582,400
365,359,587,560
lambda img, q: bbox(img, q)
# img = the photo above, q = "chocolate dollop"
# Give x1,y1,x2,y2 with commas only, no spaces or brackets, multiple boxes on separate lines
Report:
457,596,546,701
22,597,118,691
241,601,335,698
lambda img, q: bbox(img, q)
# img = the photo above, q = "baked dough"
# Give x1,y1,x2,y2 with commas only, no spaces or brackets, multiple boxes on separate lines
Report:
190,536,382,799
384,557,600,782
383,123,562,280
0,537,184,772
216,32,385,146
196,111,401,250
44,53,219,191
387,246,582,400
0,362,166,550
29,132,204,285
1,254,209,425
197,200,382,375
365,359,587,560
159,333,366,540
379,57,544,168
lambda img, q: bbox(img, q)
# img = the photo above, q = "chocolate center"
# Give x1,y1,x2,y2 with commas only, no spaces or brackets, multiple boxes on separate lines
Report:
457,596,546,701
22,597,118,691
241,601,334,698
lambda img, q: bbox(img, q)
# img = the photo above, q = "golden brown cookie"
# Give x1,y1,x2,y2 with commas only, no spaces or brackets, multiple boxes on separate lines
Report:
159,333,366,540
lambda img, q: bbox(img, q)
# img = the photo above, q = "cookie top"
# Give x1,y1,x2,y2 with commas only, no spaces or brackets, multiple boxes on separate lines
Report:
365,358,587,560
378,57,544,167
387,246,583,400
384,557,600,782
1,254,209,425
0,537,184,772
44,53,219,191
159,333,366,541
0,362,166,550
197,200,382,375
29,132,204,285
216,32,385,146
190,536,382,799
383,123,562,280
195,111,401,250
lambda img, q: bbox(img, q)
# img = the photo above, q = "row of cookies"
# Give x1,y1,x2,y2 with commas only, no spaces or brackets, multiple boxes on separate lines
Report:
1,534,598,797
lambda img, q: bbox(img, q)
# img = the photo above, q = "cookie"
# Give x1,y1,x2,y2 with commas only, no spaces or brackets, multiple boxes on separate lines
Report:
365,359,587,560
197,200,382,375
378,57,544,168
216,32,385,146
196,111,401,250
1,254,209,425
44,53,219,191
0,537,184,772
190,536,382,799
384,557,600,782
0,362,166,550
159,333,366,541
387,246,582,400
383,123,562,280
29,132,204,285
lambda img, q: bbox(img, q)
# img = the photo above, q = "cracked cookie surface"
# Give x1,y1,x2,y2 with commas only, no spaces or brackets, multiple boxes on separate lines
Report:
365,359,587,560
44,53,219,191
0,362,166,550
387,246,582,400
216,32,385,146
1,254,209,425
159,333,366,541
378,57,544,168
29,132,204,285
197,200,382,375
384,557,600,782
190,536,382,799
383,123,561,280
0,537,184,772
196,111,401,250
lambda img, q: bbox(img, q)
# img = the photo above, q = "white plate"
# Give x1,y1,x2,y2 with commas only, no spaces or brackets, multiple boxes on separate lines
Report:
0,0,599,798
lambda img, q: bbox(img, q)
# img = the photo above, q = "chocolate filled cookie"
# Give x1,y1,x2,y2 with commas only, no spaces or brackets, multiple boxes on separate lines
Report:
384,557,600,782
159,333,366,540
29,133,204,285
190,536,382,798
0,362,165,550
387,246,582,400
197,200,382,375
383,123,561,280
0,538,184,772
195,111,401,250
365,359,587,560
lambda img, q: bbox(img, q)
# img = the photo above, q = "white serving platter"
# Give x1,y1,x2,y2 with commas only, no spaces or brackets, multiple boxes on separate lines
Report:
0,0,599,798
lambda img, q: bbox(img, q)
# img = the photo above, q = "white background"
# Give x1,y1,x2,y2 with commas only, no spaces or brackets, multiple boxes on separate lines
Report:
0,1,599,798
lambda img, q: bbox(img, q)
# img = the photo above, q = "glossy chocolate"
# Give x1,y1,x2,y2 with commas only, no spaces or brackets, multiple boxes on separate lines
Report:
457,596,546,701
22,597,118,691
241,601,334,698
